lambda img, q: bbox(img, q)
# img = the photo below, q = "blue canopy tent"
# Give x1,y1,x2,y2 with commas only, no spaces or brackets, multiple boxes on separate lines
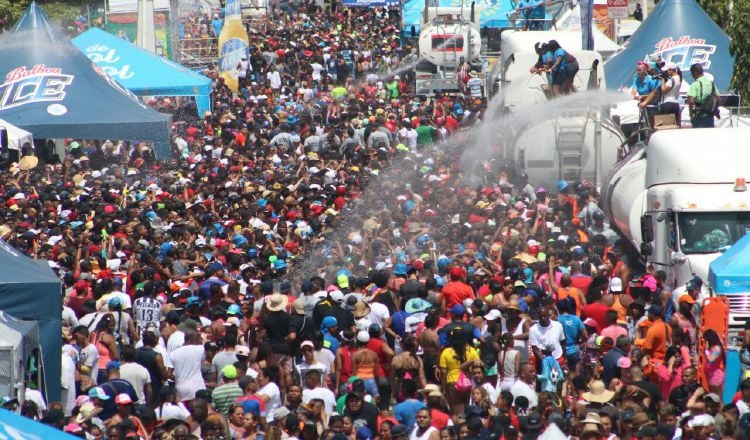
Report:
72,28,213,118
0,240,62,403
709,233,750,295
0,2,172,159
604,0,734,91
0,408,77,439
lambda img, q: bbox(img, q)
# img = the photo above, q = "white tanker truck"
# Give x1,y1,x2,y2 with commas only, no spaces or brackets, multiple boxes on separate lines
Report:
601,128,750,331
414,1,482,95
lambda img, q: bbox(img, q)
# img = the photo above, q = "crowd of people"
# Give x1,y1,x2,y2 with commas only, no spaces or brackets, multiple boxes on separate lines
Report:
0,2,746,440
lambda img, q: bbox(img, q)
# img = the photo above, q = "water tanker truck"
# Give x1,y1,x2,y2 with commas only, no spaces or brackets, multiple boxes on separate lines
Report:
601,128,750,331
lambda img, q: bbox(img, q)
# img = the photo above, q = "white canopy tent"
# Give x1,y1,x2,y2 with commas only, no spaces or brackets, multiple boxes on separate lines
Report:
0,119,34,151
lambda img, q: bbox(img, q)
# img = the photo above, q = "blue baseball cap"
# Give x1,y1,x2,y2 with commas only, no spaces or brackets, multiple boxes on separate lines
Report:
450,304,465,316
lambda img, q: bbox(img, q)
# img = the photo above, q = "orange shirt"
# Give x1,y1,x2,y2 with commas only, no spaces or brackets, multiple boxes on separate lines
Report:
557,286,583,316
641,318,672,360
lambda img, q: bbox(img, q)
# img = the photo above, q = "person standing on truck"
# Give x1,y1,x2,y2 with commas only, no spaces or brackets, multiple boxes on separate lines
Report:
545,40,571,98
530,42,553,98
687,63,717,128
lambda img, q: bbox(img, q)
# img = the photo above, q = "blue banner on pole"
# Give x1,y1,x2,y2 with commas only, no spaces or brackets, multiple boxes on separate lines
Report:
580,0,594,50
342,0,399,7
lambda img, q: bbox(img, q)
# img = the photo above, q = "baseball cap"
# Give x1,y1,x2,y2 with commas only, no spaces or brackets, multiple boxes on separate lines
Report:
88,387,109,400
450,304,465,316
688,414,715,428
222,365,238,379
678,294,696,304
115,393,133,405
106,360,120,371
330,290,344,303
301,340,315,349
337,274,350,288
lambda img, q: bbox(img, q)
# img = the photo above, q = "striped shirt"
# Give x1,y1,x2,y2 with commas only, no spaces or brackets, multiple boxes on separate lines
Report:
133,297,162,336
212,382,243,417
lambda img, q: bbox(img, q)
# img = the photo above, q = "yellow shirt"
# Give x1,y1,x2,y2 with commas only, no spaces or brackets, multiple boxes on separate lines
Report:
439,346,480,383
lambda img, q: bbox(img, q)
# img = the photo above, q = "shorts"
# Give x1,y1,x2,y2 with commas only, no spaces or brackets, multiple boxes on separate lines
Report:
270,354,294,375
552,69,568,86
566,352,581,370
362,378,379,396
445,383,469,407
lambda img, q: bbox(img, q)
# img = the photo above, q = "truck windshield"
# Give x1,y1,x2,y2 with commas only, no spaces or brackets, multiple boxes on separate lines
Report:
678,212,750,253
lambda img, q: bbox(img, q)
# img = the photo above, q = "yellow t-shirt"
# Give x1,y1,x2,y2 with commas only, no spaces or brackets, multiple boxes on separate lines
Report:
439,346,480,383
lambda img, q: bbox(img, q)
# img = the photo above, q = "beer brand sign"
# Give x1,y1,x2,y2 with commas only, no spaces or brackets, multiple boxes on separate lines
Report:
649,35,716,71
0,64,73,111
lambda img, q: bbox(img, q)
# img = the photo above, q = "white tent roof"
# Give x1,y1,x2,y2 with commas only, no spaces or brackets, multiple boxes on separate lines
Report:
0,119,33,151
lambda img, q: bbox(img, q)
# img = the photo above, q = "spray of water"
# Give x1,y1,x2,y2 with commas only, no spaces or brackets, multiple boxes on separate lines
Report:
459,88,631,180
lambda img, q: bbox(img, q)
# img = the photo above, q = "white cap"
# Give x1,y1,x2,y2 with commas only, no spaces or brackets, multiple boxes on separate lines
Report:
609,277,623,292
356,330,370,343
688,414,715,428
330,290,344,303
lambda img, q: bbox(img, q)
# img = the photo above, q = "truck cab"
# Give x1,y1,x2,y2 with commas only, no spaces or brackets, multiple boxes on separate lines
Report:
607,129,750,332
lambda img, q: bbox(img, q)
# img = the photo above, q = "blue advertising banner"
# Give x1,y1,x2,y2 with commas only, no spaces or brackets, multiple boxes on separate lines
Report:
342,0,399,7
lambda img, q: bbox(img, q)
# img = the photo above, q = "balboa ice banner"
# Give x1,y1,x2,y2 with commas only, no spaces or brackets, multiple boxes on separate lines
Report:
342,0,399,7
218,0,249,92
649,36,716,71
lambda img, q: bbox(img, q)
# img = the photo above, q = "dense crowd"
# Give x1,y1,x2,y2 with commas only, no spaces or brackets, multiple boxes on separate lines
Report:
0,3,747,440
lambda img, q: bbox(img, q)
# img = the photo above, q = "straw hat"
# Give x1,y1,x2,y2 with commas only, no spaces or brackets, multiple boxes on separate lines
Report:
582,380,615,403
266,293,288,312
353,301,371,319
504,299,521,311
75,402,102,424
18,155,38,171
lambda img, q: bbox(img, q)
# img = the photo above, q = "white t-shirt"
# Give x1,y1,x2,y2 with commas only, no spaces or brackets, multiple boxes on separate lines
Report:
315,348,335,375
368,302,390,329
97,291,132,311
259,381,283,421
529,321,565,359
62,307,79,328
311,63,324,81
155,402,191,421
120,362,152,404
662,75,682,104
267,71,282,89
510,379,538,409
80,344,99,381
302,387,336,414
296,361,328,385
171,345,205,401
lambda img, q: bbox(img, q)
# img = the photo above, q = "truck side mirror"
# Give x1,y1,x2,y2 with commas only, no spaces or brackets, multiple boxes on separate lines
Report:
640,215,653,243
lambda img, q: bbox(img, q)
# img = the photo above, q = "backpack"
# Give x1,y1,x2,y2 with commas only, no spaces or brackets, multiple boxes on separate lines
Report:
699,79,719,116
564,52,579,77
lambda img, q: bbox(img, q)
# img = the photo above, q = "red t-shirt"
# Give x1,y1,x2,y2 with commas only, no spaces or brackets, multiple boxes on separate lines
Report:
441,281,475,315
581,302,612,333
430,408,451,430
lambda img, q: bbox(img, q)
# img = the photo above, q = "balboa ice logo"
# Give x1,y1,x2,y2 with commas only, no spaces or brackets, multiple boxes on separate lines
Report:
219,38,248,77
649,36,716,71
0,64,74,111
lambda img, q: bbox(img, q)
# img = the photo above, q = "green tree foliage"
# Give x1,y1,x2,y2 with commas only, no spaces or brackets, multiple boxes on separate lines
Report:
697,0,749,97
728,0,750,99
696,0,731,29
0,0,31,27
